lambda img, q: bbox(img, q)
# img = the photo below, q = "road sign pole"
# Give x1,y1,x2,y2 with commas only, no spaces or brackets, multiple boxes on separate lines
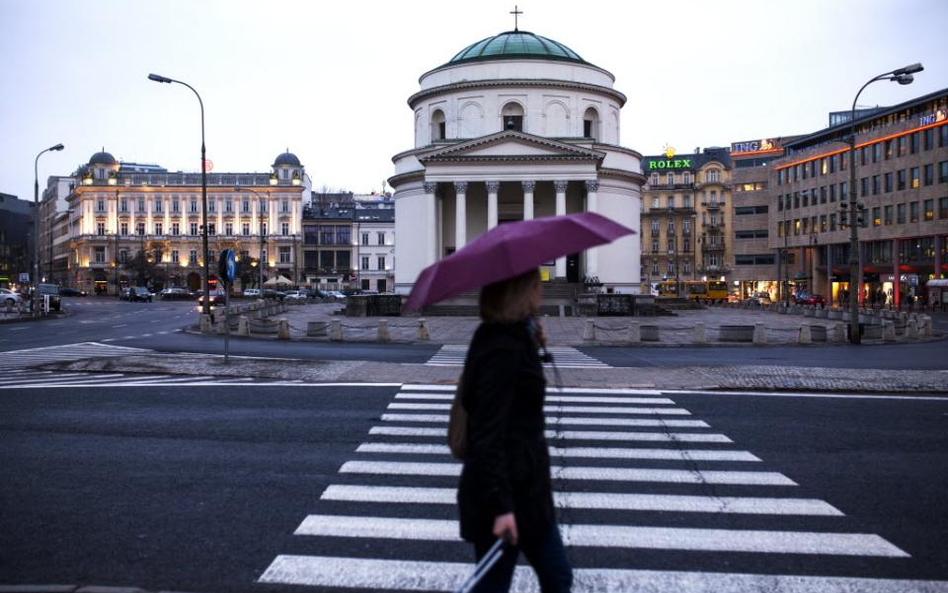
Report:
224,281,230,364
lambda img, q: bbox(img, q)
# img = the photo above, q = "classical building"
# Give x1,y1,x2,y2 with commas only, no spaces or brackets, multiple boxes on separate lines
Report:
353,196,395,293
52,150,307,295
769,87,948,308
389,28,645,294
728,137,795,300
640,147,731,291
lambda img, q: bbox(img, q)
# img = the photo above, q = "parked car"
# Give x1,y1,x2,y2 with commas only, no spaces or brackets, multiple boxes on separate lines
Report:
283,290,307,301
37,284,62,311
327,290,347,300
197,289,226,306
160,287,191,300
794,293,825,306
129,286,153,302
1,288,24,307
261,289,286,300
744,292,772,305
59,287,87,297
243,288,261,298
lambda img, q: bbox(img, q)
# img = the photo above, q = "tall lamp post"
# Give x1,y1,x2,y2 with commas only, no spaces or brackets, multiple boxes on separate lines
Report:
34,143,64,316
233,187,268,292
846,62,922,344
148,73,210,314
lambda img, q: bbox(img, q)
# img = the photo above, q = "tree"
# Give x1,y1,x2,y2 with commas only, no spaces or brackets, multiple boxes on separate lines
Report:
236,255,260,289
126,249,164,288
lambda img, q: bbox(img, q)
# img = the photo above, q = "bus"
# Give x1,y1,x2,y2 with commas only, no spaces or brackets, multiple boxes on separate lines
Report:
657,280,680,297
683,280,728,302
707,281,728,302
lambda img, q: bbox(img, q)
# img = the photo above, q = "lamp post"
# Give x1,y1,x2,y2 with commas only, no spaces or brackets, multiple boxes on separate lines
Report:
234,187,268,292
34,143,64,315
148,73,210,314
846,62,922,344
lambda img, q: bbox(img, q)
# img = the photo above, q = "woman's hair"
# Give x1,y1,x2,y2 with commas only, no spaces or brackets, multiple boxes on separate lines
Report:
479,268,540,323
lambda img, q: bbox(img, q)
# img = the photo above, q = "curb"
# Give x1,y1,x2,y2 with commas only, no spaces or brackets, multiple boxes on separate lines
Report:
0,587,203,593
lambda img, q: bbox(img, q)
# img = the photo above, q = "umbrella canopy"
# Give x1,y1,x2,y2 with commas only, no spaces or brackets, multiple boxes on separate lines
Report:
403,211,634,312
263,274,294,287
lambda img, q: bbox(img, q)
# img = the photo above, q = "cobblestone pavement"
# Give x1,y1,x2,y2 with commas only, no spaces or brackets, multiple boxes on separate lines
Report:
258,302,942,346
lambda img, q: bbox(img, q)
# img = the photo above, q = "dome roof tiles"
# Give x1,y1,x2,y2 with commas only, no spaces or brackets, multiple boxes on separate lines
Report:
448,30,587,66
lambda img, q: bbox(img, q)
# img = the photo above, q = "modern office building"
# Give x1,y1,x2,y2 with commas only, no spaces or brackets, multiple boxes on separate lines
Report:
301,195,355,290
769,87,948,309
49,149,307,295
0,192,33,288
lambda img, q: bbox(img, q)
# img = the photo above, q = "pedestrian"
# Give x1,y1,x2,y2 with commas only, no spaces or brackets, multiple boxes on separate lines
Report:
456,267,572,593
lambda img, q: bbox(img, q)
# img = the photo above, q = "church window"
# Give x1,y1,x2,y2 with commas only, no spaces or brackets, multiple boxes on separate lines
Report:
431,109,446,141
583,107,600,141
501,102,524,132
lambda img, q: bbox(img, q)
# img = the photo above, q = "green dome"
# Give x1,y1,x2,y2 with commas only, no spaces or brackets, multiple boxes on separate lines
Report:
448,31,587,65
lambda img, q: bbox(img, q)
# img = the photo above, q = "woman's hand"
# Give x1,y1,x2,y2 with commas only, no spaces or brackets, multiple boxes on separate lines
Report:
493,512,518,546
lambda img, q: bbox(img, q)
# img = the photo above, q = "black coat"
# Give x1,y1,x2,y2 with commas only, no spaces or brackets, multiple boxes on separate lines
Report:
457,320,555,544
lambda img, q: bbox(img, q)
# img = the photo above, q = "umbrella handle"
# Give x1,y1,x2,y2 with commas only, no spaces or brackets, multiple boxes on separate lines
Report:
455,536,509,593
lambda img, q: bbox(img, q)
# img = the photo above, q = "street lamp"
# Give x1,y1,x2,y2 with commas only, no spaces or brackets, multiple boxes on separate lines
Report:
34,143,64,316
233,187,268,293
846,62,922,344
148,73,210,314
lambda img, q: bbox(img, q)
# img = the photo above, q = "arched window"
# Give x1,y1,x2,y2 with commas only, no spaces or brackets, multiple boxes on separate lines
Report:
583,107,600,140
430,109,446,142
708,169,720,182
501,102,524,132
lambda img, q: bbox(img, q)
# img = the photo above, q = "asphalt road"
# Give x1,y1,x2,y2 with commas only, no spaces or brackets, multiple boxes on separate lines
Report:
1,298,947,371
1,383,946,592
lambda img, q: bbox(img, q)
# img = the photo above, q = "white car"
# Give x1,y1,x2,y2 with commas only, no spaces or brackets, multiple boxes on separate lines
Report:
283,290,306,301
243,288,261,298
1,288,24,307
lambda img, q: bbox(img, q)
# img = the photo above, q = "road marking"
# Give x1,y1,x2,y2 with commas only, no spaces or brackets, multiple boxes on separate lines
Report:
111,324,127,328
387,402,693,415
355,442,760,462
379,413,711,428
292,515,906,557
394,393,678,405
321,484,840,515
665,388,948,402
368,426,732,443
340,461,795,485
0,373,125,385
259,556,946,591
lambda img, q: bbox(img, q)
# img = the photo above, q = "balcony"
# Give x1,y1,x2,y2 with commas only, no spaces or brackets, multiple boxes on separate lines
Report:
696,181,730,190
698,265,731,275
649,182,694,190
169,210,181,218
701,201,725,210
702,244,726,253
701,220,726,230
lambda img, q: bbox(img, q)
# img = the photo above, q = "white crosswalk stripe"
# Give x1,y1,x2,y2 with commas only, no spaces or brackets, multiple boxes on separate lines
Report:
0,342,152,370
426,344,611,369
258,383,928,591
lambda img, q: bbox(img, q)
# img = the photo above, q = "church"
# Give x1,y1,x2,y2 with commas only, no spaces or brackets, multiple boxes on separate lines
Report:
390,22,645,295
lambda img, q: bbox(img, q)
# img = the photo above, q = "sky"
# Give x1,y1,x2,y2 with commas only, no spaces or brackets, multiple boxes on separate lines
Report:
1,0,946,202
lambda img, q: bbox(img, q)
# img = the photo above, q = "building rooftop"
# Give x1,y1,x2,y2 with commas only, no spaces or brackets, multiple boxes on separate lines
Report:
446,30,589,67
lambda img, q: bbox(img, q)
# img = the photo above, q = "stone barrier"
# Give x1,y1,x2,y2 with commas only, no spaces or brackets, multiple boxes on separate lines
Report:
628,322,640,344
906,319,919,340
920,315,933,337
278,319,290,340
810,325,827,343
331,319,343,341
378,319,391,343
640,325,659,342
833,323,846,342
583,320,596,341
719,325,755,343
753,323,766,345
694,322,706,344
307,321,328,337
416,318,430,341
250,317,279,337
815,308,827,319
797,325,812,344
827,309,842,320
804,308,815,318
883,320,896,342
238,316,250,337
200,314,212,333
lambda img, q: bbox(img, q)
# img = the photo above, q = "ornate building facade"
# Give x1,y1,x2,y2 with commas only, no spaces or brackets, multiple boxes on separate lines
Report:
51,150,307,295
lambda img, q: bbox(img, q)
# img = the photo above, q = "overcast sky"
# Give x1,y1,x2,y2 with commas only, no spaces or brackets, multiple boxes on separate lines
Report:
2,0,946,201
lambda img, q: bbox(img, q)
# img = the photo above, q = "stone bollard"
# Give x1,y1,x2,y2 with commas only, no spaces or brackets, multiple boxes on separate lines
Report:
200,313,212,333
628,322,640,344
416,318,430,341
906,318,919,340
753,323,766,345
4,300,11,314
833,323,846,343
797,325,811,344
694,322,706,344
883,320,896,342
238,315,250,337
815,307,827,319
920,315,933,338
583,319,596,341
804,307,815,318
277,318,290,340
377,319,391,343
330,319,343,341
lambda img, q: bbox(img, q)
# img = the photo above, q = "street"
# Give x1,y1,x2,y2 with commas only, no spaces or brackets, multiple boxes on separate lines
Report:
1,381,947,592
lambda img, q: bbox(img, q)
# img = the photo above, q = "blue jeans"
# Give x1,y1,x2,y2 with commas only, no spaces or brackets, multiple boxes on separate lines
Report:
471,527,572,593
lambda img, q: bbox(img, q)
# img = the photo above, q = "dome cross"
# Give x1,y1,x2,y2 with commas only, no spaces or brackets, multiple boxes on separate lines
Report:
509,5,523,31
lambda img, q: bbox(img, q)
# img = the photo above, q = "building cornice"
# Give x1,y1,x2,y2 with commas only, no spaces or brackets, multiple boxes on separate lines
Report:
408,78,627,109
599,167,647,185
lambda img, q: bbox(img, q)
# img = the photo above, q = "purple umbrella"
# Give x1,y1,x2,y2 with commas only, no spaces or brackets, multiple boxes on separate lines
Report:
403,211,635,313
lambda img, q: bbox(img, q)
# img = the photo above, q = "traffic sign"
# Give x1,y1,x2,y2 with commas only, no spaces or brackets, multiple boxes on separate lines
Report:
219,249,236,282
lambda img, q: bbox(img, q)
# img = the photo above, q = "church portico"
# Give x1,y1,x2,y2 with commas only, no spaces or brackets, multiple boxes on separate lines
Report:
392,25,644,296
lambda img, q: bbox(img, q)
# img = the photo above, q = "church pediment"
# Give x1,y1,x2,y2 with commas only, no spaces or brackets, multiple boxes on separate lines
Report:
420,131,605,164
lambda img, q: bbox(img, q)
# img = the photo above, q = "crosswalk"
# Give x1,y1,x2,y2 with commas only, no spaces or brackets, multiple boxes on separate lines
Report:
0,342,152,370
426,344,610,369
258,384,944,592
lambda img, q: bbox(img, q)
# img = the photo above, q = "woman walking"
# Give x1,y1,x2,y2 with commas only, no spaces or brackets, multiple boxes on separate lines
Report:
456,268,572,592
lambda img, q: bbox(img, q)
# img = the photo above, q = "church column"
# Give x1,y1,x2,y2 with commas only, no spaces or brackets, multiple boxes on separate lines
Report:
454,181,468,250
487,181,499,229
585,180,599,278
423,182,437,264
554,180,568,279
521,180,535,221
